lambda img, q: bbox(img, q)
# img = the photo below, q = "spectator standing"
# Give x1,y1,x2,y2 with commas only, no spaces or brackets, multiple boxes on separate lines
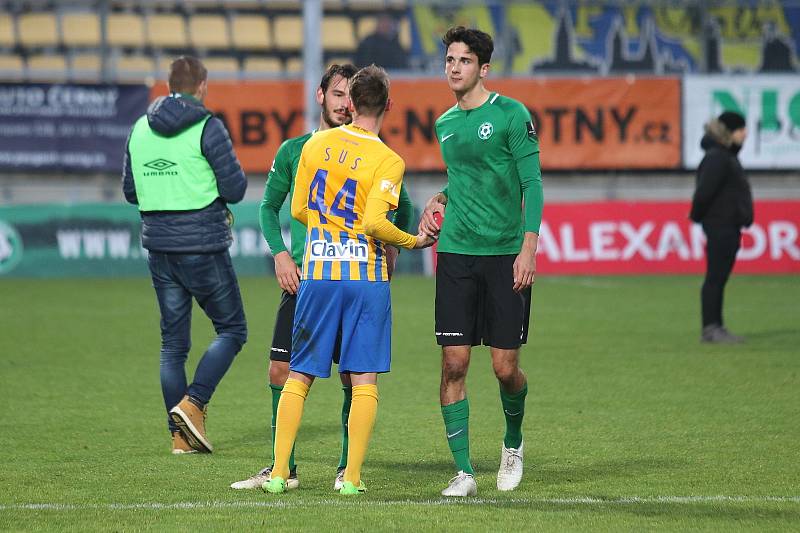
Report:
690,111,753,344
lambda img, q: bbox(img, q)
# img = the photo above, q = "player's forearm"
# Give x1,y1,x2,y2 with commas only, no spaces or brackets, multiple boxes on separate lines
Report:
259,201,288,256
364,197,417,250
519,152,543,233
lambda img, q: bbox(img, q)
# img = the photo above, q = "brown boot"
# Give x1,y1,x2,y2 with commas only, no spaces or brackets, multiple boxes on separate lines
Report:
171,431,198,455
169,396,213,453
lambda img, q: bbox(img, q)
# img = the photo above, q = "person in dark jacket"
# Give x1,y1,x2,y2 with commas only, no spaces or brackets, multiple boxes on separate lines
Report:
122,56,248,453
690,111,753,344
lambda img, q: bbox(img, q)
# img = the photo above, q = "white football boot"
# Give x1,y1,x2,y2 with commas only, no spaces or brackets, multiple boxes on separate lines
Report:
441,471,477,497
231,466,299,490
333,467,346,491
496,440,523,491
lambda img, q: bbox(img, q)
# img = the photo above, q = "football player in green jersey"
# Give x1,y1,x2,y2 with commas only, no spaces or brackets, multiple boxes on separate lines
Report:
419,27,544,497
230,64,415,491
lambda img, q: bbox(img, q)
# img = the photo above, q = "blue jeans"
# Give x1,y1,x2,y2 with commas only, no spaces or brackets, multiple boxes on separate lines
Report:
148,251,247,433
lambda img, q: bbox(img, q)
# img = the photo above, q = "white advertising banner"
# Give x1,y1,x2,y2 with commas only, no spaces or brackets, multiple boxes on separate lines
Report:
683,75,800,169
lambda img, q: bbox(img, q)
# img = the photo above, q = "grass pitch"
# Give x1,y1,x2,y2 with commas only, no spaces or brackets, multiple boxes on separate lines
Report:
0,274,798,531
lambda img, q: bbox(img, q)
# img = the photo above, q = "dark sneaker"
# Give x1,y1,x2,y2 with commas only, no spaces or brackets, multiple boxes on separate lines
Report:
701,325,744,344
169,395,212,453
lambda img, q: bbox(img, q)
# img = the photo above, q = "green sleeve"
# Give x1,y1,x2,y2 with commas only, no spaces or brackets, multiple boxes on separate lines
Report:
258,143,292,256
507,100,539,161
519,152,543,233
508,101,542,233
393,184,415,233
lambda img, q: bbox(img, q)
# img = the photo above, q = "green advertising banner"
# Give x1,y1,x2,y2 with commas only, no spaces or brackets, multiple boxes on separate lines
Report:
0,202,425,278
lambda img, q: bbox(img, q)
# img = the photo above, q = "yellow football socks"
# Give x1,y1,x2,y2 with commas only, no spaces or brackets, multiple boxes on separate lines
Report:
343,384,379,485
272,378,309,480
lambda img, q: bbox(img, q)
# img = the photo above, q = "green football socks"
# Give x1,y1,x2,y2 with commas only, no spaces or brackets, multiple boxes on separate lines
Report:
441,398,474,475
338,386,352,470
270,384,295,470
500,382,527,449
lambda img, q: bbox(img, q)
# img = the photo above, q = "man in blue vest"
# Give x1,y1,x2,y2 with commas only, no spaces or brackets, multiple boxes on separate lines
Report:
122,56,248,454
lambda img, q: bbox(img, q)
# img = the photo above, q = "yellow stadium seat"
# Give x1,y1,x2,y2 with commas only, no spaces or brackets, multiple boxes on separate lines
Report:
286,56,302,73
356,16,377,40
147,14,188,49
0,14,15,47
27,54,68,80
62,13,101,47
243,56,283,74
0,54,24,77
71,53,102,72
231,15,271,50
189,14,230,49
18,13,59,47
107,14,146,48
326,56,354,68
116,54,155,75
273,15,303,50
398,16,410,49
322,16,356,51
203,56,240,76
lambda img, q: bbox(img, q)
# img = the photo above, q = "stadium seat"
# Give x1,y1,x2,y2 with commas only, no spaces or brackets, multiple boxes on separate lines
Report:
27,54,68,80
147,14,188,49
203,56,240,77
18,13,59,48
326,55,354,67
356,16,377,40
71,53,102,75
116,54,155,77
0,54,24,78
107,14,146,48
0,14,15,48
322,16,356,51
273,15,303,50
398,16,410,49
231,15,271,50
189,14,230,50
61,13,101,47
243,56,283,75
285,56,302,73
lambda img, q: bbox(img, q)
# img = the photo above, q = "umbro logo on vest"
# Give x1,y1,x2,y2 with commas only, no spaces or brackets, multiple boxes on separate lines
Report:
144,159,177,171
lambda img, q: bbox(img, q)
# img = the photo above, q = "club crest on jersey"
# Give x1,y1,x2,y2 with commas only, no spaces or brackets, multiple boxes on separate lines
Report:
309,239,368,262
477,122,493,140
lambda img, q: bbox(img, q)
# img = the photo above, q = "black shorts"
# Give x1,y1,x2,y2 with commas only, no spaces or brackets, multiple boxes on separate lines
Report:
435,253,532,349
270,290,340,364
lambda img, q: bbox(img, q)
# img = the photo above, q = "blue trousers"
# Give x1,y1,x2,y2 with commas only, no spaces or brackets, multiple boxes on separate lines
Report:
148,251,247,433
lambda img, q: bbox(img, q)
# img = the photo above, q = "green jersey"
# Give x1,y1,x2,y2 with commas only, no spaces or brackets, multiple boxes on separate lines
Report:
260,131,415,268
434,92,543,255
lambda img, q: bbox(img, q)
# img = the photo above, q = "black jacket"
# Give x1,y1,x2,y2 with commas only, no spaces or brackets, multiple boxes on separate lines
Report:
122,94,247,253
690,120,753,228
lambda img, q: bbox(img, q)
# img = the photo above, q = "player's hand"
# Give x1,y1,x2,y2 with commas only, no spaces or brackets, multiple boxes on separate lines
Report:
418,193,446,237
385,245,399,280
413,232,437,249
274,251,301,294
512,233,538,292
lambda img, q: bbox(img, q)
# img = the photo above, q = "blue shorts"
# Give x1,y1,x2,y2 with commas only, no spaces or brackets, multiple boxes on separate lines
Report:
291,280,391,378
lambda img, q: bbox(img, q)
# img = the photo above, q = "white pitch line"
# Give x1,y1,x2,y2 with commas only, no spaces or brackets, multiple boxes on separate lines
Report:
1,496,799,511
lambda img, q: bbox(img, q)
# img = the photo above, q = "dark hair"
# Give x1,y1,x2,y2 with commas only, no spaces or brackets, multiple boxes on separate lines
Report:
168,56,207,94
442,26,494,65
718,111,746,132
320,63,358,92
349,64,389,116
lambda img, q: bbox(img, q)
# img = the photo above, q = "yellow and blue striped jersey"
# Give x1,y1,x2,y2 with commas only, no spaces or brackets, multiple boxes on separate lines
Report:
292,124,404,282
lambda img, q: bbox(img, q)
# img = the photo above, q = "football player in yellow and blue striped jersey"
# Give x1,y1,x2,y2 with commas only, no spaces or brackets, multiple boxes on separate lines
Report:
263,65,435,497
